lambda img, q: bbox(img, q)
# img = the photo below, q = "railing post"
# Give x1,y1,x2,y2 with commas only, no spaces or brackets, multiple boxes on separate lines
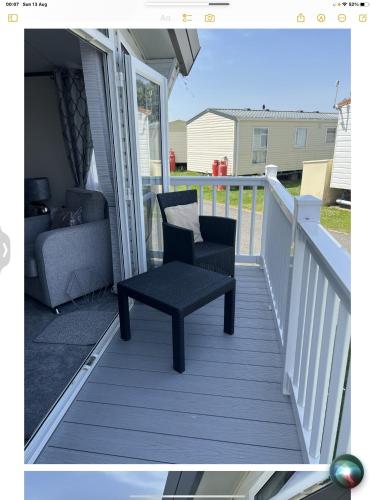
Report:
283,195,322,395
260,165,278,266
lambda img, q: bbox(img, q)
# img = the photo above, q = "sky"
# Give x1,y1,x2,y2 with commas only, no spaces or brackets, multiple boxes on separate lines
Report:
169,29,351,121
25,471,168,500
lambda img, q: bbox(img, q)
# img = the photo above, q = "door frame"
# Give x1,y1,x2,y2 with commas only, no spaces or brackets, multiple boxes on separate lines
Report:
25,28,138,463
25,29,171,462
125,54,169,273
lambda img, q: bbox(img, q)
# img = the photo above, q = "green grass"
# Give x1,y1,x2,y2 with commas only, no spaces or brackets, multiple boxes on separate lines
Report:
171,170,351,234
320,206,351,233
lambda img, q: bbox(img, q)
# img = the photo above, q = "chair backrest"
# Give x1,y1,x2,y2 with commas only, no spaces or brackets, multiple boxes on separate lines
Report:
157,189,198,223
65,188,107,223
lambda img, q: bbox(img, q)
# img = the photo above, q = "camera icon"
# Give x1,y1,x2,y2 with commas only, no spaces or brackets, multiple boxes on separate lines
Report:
204,13,216,23
0,227,10,273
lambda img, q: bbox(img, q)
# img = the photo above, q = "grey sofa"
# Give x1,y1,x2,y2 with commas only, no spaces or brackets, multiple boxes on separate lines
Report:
25,188,113,311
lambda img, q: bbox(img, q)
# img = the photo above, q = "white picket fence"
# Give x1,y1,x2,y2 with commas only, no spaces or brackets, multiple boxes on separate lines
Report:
170,165,351,464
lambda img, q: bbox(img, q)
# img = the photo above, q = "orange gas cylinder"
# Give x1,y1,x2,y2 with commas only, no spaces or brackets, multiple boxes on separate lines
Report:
212,159,219,176
169,149,176,172
218,160,228,190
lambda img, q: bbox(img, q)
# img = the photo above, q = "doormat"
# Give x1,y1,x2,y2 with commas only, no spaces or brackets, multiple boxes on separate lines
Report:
34,310,116,346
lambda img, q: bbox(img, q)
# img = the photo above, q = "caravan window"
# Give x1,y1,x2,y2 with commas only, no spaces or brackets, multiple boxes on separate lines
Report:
326,127,337,143
295,127,307,148
252,127,268,164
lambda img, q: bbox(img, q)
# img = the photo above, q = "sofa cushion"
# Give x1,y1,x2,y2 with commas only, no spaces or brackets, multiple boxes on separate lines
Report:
194,241,234,275
164,202,203,243
65,188,106,223
51,207,83,229
25,243,38,278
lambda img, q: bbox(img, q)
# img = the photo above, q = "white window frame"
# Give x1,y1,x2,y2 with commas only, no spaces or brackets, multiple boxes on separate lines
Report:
125,54,169,274
252,127,268,164
326,126,337,144
294,127,307,148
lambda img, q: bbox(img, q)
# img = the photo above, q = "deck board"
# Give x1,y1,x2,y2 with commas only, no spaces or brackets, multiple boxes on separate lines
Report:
35,265,303,464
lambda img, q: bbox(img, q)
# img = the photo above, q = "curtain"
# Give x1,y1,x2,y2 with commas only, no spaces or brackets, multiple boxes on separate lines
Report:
85,151,102,191
54,69,93,187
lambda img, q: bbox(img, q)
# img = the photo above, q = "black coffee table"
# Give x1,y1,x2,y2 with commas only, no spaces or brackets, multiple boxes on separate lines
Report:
117,261,236,373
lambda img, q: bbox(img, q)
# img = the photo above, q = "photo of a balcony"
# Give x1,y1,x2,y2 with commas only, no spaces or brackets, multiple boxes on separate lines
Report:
24,470,351,499
24,28,350,465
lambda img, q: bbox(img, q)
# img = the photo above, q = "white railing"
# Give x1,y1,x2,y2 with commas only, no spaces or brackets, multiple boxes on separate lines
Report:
261,165,351,464
283,195,351,464
170,175,265,262
170,166,350,464
260,166,294,341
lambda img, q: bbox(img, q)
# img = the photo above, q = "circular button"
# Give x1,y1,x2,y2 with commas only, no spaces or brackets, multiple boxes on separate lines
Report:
330,454,364,489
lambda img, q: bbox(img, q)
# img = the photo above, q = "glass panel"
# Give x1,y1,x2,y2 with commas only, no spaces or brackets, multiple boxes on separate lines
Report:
136,74,163,269
295,127,307,147
253,128,268,150
252,128,268,163
326,127,336,143
252,150,267,164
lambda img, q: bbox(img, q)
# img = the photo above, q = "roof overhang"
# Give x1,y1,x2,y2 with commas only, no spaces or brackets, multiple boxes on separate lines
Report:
187,108,238,125
129,29,200,77
168,29,201,76
187,108,339,124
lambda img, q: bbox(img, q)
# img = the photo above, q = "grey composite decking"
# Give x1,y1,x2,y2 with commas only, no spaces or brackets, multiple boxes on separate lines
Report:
35,265,303,464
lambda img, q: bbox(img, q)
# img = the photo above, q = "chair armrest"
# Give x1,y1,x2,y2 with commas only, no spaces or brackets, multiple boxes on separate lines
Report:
25,214,51,244
199,216,236,247
162,222,194,265
34,220,113,308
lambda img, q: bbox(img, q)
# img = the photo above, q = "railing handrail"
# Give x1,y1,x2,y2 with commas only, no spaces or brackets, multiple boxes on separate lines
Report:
261,166,351,464
170,175,266,187
263,170,350,307
266,176,294,222
299,220,351,307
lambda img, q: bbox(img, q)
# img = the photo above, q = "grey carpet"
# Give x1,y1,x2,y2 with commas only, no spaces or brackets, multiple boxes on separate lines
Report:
25,292,118,442
34,310,116,346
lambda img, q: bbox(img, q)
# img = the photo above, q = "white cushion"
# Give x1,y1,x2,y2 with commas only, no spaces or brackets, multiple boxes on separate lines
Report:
164,202,203,243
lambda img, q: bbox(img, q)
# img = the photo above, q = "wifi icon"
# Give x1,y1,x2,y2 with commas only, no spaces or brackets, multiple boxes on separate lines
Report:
342,2,347,5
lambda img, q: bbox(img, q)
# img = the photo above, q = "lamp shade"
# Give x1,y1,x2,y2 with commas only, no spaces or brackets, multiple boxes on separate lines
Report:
25,177,51,203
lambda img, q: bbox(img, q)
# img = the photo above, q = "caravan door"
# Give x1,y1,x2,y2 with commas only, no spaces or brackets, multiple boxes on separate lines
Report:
125,55,169,273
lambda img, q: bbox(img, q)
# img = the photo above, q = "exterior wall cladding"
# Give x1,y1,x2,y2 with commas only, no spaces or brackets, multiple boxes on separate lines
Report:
187,110,338,175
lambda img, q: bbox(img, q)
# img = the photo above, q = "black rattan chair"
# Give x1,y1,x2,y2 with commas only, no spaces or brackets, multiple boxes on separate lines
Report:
157,189,236,276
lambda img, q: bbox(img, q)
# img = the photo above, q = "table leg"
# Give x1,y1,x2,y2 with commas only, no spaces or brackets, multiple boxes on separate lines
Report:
224,288,235,335
118,288,131,341
172,314,185,373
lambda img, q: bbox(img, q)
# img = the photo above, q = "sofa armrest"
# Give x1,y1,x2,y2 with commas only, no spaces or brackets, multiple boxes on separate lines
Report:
34,219,113,308
25,214,51,245
162,222,194,265
199,216,236,247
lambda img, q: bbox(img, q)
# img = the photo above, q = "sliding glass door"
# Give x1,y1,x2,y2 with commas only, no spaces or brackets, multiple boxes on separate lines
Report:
125,55,169,273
